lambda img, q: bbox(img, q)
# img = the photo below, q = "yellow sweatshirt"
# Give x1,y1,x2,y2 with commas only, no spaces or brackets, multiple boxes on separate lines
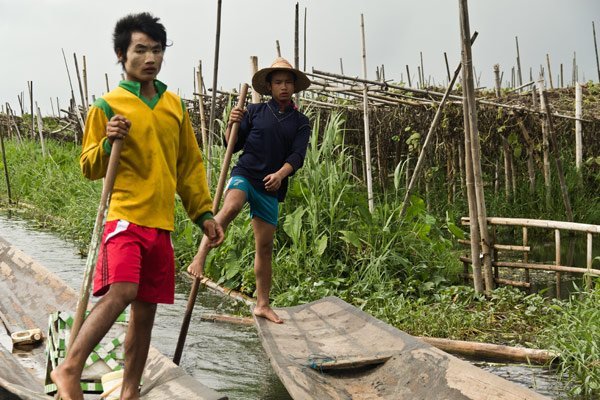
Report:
80,80,212,231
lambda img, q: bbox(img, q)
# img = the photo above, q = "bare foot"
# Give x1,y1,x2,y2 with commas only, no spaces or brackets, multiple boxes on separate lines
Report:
50,365,83,400
187,258,204,278
254,305,283,324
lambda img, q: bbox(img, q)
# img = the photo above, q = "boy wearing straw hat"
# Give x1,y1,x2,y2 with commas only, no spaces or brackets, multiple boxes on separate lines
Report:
51,12,224,400
188,57,311,324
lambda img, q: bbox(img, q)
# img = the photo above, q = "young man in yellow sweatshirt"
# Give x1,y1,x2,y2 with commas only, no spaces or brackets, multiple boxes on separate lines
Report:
50,12,223,400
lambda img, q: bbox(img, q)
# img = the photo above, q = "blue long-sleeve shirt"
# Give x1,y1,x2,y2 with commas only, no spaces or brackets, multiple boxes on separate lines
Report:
228,99,310,202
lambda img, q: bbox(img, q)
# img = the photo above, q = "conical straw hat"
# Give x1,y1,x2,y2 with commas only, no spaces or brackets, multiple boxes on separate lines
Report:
252,57,311,96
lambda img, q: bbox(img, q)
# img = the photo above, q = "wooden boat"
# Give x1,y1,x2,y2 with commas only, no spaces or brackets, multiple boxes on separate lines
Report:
254,296,550,400
0,235,227,400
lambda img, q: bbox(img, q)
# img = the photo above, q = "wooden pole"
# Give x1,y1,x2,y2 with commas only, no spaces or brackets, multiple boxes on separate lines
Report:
339,58,344,75
359,14,374,213
83,55,89,110
250,56,261,103
459,0,493,293
0,117,11,204
444,52,451,83
105,73,110,92
575,82,583,170
68,139,123,349
276,40,281,57
546,54,554,89
400,32,478,217
405,65,412,87
35,103,47,157
539,87,574,222
420,51,425,88
515,36,523,87
196,61,208,151
537,80,551,208
294,2,300,105
207,0,223,183
303,7,307,72
173,84,249,365
493,64,501,97
594,21,600,82
27,81,34,138
560,63,564,88
73,53,87,111
555,229,562,298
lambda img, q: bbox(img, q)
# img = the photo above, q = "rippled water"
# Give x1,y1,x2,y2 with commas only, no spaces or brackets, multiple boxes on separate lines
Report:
0,211,567,399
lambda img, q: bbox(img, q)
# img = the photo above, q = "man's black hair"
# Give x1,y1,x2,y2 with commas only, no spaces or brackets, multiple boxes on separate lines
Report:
266,70,297,84
113,12,167,67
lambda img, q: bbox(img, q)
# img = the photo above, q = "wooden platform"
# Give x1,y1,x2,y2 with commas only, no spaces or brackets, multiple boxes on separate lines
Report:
254,296,550,400
0,235,227,400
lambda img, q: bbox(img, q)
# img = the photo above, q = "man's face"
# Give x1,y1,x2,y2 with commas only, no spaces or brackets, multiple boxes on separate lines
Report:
267,71,295,103
119,31,163,83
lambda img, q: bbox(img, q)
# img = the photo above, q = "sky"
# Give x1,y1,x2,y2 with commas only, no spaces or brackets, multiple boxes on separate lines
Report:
1,0,599,115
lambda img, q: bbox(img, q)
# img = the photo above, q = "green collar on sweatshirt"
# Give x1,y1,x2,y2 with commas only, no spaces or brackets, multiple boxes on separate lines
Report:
118,79,167,109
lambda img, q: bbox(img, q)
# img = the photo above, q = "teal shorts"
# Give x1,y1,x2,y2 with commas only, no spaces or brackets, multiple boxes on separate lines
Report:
226,176,279,226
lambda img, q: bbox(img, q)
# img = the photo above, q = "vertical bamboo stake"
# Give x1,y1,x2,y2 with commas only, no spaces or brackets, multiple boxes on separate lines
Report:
250,57,261,104
420,51,425,88
360,14,374,213
303,7,307,71
35,103,47,157
546,54,554,89
405,65,412,87
105,73,110,92
586,233,593,290
0,118,11,204
555,229,561,298
83,55,89,110
207,0,223,185
28,81,34,138
294,2,300,105
493,64,501,97
196,61,208,151
515,36,523,87
522,227,530,287
417,66,423,89
50,97,56,118
493,159,499,196
593,21,600,82
73,53,87,111
537,80,551,208
575,82,583,170
540,87,574,221
572,52,577,86
56,97,60,119
459,0,492,293
444,52,451,83
560,63,564,88
339,58,344,75
276,40,281,57
501,136,511,201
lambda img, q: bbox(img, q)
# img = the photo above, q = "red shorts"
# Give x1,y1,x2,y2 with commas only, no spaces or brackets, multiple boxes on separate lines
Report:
93,220,175,304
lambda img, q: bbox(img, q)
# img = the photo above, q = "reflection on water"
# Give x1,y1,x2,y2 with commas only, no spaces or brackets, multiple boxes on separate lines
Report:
0,211,568,399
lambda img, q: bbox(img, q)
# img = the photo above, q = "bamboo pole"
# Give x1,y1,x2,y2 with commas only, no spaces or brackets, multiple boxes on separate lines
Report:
459,0,493,293
461,217,600,233
207,0,223,185
461,257,600,277
250,57,260,103
586,233,593,289
420,51,425,88
546,54,554,89
560,63,564,88
444,52,451,83
83,55,89,110
359,14,374,213
539,87,574,221
174,84,248,365
537,80,551,208
339,58,344,75
0,117,11,204
196,61,208,151
400,32,478,217
105,73,110,92
555,229,562,298
68,139,123,350
35,103,47,157
303,7,307,71
501,136,511,201
493,64,501,97
405,65,412,87
515,36,523,87
575,82,583,170
73,53,86,111
27,81,34,138
294,2,300,105
276,40,281,57
594,21,600,82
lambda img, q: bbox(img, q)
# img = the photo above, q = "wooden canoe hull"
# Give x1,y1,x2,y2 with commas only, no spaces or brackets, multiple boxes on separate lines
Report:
0,235,227,400
254,296,550,400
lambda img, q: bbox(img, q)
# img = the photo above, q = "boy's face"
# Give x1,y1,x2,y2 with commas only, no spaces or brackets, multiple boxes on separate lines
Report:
118,31,163,83
267,71,295,103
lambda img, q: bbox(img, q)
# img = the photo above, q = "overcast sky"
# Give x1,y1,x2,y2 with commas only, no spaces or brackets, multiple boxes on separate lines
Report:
1,0,599,115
